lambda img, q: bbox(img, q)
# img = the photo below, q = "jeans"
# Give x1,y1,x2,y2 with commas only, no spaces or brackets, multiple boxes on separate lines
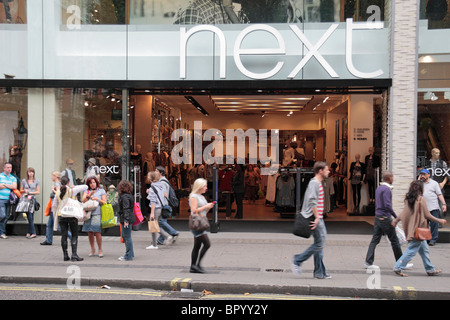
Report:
394,239,435,273
25,212,36,235
293,219,328,278
429,209,440,244
121,222,134,260
365,216,403,265
157,217,178,244
0,199,11,235
45,213,55,244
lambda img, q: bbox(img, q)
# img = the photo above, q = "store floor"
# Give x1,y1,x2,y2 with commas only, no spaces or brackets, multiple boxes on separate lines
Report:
175,197,375,225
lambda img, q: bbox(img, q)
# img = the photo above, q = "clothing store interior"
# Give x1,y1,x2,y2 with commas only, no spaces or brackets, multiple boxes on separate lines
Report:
124,89,384,224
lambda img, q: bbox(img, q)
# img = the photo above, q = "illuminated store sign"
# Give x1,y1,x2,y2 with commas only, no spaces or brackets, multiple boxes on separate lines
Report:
180,19,384,80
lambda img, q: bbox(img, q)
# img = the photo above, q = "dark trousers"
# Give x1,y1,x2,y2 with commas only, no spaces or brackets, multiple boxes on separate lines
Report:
59,217,79,256
352,183,362,210
365,216,403,265
234,192,244,218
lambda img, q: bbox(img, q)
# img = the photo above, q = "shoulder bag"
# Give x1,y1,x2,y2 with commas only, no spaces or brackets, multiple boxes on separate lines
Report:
293,212,314,238
189,213,210,232
414,197,432,241
151,186,172,219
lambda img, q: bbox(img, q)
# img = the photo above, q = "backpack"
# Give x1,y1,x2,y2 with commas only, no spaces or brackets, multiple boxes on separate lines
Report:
162,179,179,208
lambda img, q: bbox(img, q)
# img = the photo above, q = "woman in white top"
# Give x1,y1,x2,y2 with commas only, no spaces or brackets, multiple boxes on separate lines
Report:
188,178,215,273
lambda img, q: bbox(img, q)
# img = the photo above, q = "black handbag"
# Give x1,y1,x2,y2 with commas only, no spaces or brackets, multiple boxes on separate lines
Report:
9,191,19,205
151,186,172,219
293,213,314,238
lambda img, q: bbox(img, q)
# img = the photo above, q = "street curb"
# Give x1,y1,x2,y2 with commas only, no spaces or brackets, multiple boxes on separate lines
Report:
1,275,449,300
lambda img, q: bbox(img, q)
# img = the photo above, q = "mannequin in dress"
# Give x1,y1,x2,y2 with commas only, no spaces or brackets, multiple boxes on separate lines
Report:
349,154,365,213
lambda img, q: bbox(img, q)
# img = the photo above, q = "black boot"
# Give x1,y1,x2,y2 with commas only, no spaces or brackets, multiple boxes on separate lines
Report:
62,237,70,261
71,239,84,262
63,250,70,261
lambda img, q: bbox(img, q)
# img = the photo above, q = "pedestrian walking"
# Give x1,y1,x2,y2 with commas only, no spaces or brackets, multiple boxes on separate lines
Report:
418,168,447,246
82,176,107,257
146,171,171,249
0,162,17,239
392,180,447,277
41,171,61,245
364,171,412,269
53,176,88,261
292,161,331,279
117,180,135,261
19,167,40,239
155,166,179,244
189,178,215,273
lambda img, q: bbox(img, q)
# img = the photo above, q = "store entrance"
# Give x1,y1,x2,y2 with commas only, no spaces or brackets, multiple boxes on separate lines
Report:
128,91,384,223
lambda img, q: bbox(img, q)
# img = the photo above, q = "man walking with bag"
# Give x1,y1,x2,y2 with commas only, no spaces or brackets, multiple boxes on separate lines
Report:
364,171,412,269
292,162,331,279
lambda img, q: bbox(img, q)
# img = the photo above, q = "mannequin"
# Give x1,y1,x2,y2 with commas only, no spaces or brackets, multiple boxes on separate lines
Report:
364,147,380,204
429,148,448,190
152,119,159,144
349,154,366,213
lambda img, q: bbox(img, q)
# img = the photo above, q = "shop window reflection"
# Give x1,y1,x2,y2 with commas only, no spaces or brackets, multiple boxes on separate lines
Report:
0,0,27,24
420,0,450,29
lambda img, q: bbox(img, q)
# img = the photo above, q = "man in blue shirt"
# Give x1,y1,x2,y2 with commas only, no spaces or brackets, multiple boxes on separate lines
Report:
0,162,17,239
364,171,409,269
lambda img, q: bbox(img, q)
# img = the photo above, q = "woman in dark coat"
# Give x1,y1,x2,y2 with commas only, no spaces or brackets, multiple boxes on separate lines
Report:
118,180,135,261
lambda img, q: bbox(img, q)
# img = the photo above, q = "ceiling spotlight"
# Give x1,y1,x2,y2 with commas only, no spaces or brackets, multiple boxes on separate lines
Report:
261,111,265,118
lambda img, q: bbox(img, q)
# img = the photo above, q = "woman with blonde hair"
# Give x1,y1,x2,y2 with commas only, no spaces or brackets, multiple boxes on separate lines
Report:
189,178,215,273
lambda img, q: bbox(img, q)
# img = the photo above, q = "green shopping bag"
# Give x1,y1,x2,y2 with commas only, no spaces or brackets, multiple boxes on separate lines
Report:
101,204,116,229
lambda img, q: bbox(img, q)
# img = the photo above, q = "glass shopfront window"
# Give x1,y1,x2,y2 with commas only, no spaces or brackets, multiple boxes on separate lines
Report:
417,0,450,199
129,0,387,25
0,87,125,231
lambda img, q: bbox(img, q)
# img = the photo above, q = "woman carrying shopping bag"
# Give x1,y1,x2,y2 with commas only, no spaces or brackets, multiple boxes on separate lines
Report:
53,176,88,261
82,176,107,258
19,167,40,239
117,180,135,261
392,180,447,277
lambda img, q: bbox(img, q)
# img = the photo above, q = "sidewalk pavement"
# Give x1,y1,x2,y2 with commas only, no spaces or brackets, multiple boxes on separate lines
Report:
0,228,449,300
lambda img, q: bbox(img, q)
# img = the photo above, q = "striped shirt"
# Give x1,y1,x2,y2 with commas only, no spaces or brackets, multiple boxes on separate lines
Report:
317,183,324,219
0,172,17,200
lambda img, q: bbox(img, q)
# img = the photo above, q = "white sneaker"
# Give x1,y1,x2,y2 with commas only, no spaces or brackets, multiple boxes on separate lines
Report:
364,263,379,269
146,245,158,250
291,262,302,276
164,236,173,245
404,263,414,269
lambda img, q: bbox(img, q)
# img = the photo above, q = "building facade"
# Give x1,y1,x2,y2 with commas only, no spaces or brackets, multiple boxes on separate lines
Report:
0,0,448,232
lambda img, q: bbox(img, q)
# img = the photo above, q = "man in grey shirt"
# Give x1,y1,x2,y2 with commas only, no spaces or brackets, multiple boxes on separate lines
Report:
292,162,331,279
419,169,447,246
